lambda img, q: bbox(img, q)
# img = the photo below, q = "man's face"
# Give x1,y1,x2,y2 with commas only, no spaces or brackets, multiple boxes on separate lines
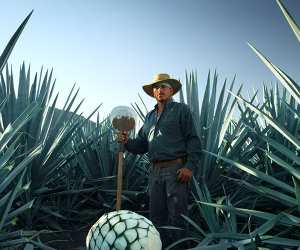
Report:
153,82,174,102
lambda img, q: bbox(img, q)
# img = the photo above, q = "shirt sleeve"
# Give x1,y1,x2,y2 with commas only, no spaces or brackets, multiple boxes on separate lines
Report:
124,124,148,154
180,104,202,172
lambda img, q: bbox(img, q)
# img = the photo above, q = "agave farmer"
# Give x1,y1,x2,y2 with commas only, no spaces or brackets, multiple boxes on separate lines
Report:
118,73,202,245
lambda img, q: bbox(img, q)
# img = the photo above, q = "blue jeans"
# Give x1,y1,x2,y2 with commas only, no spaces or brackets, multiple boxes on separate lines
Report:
149,162,189,247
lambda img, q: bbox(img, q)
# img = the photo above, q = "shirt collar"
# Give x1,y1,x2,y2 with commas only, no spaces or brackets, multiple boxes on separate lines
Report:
153,98,174,111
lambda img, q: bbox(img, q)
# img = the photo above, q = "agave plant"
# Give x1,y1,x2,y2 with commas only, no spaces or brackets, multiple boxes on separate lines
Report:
191,0,300,248
0,102,43,247
0,7,107,245
0,9,43,249
229,0,300,214
1,7,151,250
62,113,152,218
0,63,101,230
183,71,236,183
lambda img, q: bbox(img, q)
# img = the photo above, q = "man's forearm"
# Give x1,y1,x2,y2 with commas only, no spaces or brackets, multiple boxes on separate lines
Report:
125,138,148,154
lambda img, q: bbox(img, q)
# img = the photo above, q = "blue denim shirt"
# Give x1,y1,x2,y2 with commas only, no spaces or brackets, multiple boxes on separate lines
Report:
125,100,202,171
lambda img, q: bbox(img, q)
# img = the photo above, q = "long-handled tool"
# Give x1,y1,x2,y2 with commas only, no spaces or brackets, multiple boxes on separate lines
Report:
116,142,125,210
110,106,136,210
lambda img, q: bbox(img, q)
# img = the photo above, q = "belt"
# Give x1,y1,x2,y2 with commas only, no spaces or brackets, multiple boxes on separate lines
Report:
152,158,184,168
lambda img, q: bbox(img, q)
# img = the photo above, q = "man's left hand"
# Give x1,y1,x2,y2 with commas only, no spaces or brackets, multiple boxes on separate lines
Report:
176,168,193,183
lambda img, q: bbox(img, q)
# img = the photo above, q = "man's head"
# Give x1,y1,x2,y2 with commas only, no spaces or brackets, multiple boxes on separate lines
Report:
152,82,174,102
142,73,182,100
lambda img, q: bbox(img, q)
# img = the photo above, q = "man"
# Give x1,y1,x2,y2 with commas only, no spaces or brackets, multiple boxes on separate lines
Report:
118,73,202,245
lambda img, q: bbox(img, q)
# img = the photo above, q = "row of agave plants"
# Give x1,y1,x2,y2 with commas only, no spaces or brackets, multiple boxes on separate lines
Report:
1,0,300,249
0,11,103,249
176,0,300,248
0,10,151,249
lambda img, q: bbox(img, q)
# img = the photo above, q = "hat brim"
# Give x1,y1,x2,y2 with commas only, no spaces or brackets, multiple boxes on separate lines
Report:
142,79,182,97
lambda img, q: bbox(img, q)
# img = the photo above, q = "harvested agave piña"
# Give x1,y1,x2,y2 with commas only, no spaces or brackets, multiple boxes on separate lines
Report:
86,210,162,250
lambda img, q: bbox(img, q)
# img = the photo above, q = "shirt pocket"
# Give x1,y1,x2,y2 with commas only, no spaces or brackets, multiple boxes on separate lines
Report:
159,114,181,136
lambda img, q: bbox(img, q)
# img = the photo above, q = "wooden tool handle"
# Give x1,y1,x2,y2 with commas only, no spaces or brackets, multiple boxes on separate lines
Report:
116,151,123,210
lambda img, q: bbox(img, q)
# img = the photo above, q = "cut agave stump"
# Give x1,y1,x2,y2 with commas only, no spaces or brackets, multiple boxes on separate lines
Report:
86,210,162,250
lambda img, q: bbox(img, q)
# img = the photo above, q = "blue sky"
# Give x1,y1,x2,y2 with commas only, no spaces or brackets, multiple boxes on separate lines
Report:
1,0,299,120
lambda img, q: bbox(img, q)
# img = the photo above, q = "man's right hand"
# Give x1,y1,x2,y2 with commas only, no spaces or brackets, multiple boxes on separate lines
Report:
117,131,129,144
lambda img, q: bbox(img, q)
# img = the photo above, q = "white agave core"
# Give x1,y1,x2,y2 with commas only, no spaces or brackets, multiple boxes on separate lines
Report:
86,210,162,250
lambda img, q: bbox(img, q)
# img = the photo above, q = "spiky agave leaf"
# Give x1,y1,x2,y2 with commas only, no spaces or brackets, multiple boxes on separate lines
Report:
231,92,300,150
205,150,294,194
276,0,300,42
248,43,300,106
0,110,44,248
0,11,33,73
292,177,300,211
197,202,300,247
153,71,242,195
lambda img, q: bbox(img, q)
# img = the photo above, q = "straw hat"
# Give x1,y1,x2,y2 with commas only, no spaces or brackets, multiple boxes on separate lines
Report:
142,73,182,97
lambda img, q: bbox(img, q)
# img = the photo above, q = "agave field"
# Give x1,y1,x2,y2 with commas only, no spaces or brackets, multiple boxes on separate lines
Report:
1,0,300,249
